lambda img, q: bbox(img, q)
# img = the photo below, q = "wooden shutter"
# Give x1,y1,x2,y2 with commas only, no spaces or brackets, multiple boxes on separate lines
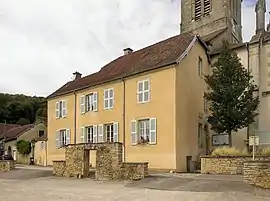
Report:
55,130,60,148
80,95,85,114
149,118,157,145
66,129,70,145
93,92,98,112
113,122,119,142
81,127,85,143
131,120,137,145
62,100,67,118
98,124,103,142
93,125,98,143
55,102,60,118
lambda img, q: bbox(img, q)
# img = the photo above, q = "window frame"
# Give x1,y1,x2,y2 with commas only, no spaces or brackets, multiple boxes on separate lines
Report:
105,123,114,142
198,56,203,77
85,93,94,112
138,119,150,143
104,88,114,110
56,100,67,119
137,79,150,104
86,126,94,143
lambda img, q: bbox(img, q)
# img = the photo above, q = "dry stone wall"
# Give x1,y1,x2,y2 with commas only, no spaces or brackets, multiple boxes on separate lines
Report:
52,160,66,176
0,160,15,172
201,156,270,175
244,161,270,189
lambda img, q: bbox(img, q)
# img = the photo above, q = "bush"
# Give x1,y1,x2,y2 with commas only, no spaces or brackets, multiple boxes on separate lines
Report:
260,147,270,155
16,140,31,155
211,147,248,156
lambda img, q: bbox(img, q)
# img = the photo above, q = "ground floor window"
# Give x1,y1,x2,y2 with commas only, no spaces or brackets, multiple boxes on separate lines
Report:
138,119,150,143
105,124,114,142
56,129,70,148
86,126,94,143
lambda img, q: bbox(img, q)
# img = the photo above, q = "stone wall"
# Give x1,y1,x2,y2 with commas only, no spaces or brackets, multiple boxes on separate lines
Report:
201,156,270,175
52,160,66,176
244,161,270,189
52,142,148,181
0,160,15,172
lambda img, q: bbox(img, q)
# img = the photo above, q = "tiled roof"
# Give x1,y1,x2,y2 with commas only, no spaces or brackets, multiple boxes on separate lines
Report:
0,123,20,138
47,33,200,99
4,124,34,141
201,28,228,43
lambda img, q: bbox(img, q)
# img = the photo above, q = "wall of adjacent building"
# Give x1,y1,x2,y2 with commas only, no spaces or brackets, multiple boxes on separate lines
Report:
34,141,47,166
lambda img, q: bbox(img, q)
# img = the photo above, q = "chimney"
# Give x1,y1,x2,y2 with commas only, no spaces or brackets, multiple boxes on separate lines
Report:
73,71,82,80
123,48,133,55
255,0,266,34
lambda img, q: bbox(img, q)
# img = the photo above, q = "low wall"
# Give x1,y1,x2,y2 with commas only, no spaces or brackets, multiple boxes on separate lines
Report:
0,160,15,172
244,161,270,189
52,160,66,176
201,156,270,175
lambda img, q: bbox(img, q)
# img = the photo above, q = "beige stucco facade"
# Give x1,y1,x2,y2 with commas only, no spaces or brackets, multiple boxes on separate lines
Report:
34,140,47,166
47,39,210,172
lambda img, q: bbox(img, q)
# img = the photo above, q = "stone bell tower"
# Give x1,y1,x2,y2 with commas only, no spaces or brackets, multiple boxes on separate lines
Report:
180,0,243,50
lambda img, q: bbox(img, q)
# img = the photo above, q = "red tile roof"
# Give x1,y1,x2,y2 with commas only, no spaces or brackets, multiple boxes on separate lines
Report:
4,124,34,141
47,33,201,99
0,123,20,138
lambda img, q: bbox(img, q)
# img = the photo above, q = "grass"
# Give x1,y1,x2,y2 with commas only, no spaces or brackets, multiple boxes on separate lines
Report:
211,146,249,156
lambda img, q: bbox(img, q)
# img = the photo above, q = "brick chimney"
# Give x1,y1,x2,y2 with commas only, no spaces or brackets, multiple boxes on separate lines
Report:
123,48,133,55
73,71,82,80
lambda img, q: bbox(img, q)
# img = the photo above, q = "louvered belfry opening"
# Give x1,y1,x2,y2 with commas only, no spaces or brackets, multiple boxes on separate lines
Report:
204,0,211,16
195,0,202,21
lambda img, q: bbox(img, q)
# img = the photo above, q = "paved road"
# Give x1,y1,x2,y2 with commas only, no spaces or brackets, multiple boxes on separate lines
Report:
0,168,269,200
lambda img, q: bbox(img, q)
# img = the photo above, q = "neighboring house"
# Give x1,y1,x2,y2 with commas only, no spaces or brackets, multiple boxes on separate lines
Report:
3,122,47,164
47,33,211,172
34,133,48,166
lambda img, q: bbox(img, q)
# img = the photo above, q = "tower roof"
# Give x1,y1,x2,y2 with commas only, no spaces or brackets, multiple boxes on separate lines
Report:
255,0,266,12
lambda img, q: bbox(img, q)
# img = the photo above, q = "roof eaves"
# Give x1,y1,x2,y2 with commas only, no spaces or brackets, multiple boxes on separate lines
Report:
176,35,197,64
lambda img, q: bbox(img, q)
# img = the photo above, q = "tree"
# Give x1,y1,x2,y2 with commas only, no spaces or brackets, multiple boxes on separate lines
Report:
16,140,31,155
17,118,31,125
204,42,259,147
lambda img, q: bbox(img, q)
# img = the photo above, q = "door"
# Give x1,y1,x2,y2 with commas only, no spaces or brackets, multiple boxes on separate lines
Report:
83,149,90,178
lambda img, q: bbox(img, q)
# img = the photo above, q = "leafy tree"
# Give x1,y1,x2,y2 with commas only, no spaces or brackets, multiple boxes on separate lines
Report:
16,118,31,125
204,42,259,147
16,140,31,155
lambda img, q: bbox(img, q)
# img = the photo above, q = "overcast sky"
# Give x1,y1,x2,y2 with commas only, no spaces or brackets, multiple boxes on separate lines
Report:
0,0,268,97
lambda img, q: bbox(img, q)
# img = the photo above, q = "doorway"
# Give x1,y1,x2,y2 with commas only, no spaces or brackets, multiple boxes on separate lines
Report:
83,149,90,178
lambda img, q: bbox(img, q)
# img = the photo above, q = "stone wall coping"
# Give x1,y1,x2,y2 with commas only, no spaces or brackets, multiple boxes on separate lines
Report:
123,162,149,165
65,142,123,147
244,160,270,164
52,160,66,162
0,160,14,162
201,155,270,159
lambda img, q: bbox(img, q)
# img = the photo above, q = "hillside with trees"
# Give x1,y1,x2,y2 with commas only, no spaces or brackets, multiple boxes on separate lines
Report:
0,93,47,125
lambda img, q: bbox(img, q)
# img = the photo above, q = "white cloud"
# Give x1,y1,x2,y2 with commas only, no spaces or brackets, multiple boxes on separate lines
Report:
0,0,268,96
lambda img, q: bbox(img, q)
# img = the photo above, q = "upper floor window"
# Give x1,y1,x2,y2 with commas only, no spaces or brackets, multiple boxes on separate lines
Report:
56,129,70,148
203,0,211,16
40,141,46,150
56,100,67,119
198,57,203,77
104,88,114,110
80,92,98,114
38,130,45,138
137,79,150,103
195,0,202,21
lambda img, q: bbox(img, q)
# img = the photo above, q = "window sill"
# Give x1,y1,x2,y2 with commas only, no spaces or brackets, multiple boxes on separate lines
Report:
104,107,113,110
137,100,150,104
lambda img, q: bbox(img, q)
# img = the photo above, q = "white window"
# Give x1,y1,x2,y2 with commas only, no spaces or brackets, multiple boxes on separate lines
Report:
56,100,67,119
104,122,119,142
104,88,114,109
137,80,150,103
56,129,70,148
131,118,156,145
40,141,46,150
198,123,204,148
198,57,203,77
80,92,98,114
86,126,94,143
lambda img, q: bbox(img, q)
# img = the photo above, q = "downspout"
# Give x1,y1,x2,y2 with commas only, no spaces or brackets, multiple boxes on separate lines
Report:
121,78,126,162
246,42,250,151
73,91,77,144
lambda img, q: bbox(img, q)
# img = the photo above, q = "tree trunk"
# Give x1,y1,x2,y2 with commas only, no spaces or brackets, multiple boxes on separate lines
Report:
228,131,232,147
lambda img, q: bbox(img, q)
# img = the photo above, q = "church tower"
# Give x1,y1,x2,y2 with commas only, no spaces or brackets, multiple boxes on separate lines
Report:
180,0,243,50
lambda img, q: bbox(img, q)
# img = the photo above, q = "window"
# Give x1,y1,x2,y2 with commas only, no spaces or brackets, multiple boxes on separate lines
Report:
40,141,46,150
198,123,203,148
131,118,156,145
104,89,114,109
80,92,98,114
198,57,203,77
38,130,44,138
56,100,67,119
137,80,150,103
203,0,211,16
56,129,70,148
195,0,202,21
105,124,114,142
86,126,94,143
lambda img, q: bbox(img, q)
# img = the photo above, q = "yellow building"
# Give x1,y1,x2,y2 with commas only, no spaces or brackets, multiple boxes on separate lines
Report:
34,133,48,166
46,33,210,172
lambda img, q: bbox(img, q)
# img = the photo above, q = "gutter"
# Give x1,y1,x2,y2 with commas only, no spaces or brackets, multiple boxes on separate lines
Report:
246,43,250,151
121,78,126,162
73,91,77,144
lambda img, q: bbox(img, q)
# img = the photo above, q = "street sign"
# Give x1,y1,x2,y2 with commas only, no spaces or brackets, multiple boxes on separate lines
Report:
249,136,259,146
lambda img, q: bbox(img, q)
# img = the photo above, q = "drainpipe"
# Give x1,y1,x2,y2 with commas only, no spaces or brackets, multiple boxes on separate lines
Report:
246,42,250,151
73,91,77,144
121,78,126,162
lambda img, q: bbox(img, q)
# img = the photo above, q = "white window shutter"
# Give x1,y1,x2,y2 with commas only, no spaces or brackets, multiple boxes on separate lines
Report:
40,142,43,150
81,127,85,143
113,122,119,142
98,124,103,142
55,130,60,148
66,129,70,145
80,95,85,114
93,92,98,112
55,102,60,118
149,118,157,144
93,125,98,143
148,80,151,101
62,100,67,118
131,120,137,145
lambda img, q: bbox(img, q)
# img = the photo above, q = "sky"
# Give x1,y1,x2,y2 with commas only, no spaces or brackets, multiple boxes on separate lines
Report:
0,0,268,97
